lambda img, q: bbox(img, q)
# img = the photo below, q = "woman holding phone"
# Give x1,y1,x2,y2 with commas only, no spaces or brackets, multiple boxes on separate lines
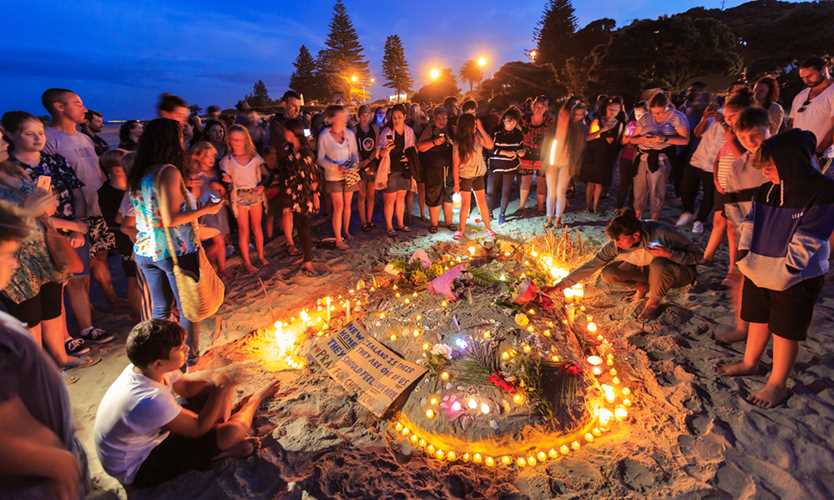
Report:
377,104,416,237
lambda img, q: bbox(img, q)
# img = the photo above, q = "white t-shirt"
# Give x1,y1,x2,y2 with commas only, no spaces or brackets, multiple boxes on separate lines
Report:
690,121,726,173
317,128,359,181
94,365,183,485
790,83,834,158
220,154,264,190
44,127,106,216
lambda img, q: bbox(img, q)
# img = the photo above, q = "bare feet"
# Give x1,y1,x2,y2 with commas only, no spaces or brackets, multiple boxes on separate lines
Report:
747,383,789,408
214,436,261,460
632,284,648,302
715,326,747,344
258,256,269,266
244,262,258,274
335,240,349,251
253,379,281,404
717,361,760,377
343,232,352,241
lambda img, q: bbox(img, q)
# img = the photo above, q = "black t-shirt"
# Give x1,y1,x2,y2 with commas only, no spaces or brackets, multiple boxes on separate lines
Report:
418,125,453,184
390,130,407,174
98,183,133,256
355,125,377,161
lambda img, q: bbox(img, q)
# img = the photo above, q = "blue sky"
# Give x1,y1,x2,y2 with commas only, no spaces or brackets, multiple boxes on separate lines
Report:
1,0,764,119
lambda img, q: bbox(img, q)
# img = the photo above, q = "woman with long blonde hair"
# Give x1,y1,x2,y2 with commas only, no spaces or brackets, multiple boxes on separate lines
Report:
221,125,267,273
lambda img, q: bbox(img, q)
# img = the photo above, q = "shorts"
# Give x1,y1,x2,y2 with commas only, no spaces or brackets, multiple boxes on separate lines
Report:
740,275,824,341
267,192,290,215
88,216,116,258
121,256,137,278
131,428,220,489
459,176,485,192
235,188,264,207
713,191,726,215
385,171,412,193
0,281,63,327
325,180,360,194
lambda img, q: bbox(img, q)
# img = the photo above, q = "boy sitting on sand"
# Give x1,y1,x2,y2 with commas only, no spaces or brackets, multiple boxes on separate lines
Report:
94,320,279,488
719,127,834,408
554,208,702,320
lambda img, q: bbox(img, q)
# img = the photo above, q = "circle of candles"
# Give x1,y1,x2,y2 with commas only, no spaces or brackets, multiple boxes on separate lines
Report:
446,451,457,461
560,444,570,455
584,432,594,442
513,393,526,405
485,456,496,467
501,455,513,465
467,398,478,410
527,455,537,466
516,457,527,468
480,403,490,415
425,409,435,419
440,371,450,381
548,448,559,459
451,401,462,412
472,453,483,464
587,355,603,366
537,451,547,462
462,452,471,462
571,440,581,450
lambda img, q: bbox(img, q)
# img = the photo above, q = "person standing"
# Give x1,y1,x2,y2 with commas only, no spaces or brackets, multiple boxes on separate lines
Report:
719,129,834,408
122,118,226,367
753,76,784,136
616,102,646,210
41,88,116,342
220,125,268,273
487,106,525,224
788,57,834,162
354,105,379,232
0,201,88,500
520,96,553,216
678,100,723,234
625,92,690,220
580,97,624,214
376,104,416,237
118,120,143,152
317,105,359,249
80,110,109,155
416,107,456,233
544,102,588,228
156,93,190,126
452,114,495,240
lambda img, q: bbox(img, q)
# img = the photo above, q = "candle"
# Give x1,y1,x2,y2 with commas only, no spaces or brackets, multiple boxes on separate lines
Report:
345,300,351,323
324,296,332,323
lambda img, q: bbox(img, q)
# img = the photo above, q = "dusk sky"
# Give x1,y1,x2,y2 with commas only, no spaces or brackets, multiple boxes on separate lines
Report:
2,1,773,119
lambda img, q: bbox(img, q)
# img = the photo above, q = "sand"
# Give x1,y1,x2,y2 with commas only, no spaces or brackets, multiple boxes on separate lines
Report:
70,195,834,500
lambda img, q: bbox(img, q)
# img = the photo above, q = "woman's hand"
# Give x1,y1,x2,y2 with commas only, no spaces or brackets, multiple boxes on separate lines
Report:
256,185,264,194
313,193,320,211
201,200,225,216
68,232,85,248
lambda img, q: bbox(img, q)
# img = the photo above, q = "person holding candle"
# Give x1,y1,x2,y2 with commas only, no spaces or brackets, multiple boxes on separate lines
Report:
718,129,834,408
553,208,701,320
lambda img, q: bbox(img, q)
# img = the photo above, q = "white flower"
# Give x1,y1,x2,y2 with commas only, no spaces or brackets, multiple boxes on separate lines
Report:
430,344,452,359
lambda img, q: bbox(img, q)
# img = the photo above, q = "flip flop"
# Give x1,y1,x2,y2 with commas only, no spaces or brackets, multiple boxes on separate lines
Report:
429,226,438,234
63,356,102,370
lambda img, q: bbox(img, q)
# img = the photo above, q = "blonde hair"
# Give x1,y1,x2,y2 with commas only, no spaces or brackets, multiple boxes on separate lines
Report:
186,141,217,176
227,124,257,159
100,148,127,173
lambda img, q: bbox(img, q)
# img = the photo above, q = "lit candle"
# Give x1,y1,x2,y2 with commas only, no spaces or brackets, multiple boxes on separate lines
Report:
345,300,351,323
324,296,332,323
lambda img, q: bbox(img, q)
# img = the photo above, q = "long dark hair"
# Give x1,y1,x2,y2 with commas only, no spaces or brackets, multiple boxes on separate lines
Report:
119,120,142,146
128,118,184,191
456,113,477,163
754,76,780,108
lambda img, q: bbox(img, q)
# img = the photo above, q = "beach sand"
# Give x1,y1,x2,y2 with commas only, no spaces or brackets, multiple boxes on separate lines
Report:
71,195,834,499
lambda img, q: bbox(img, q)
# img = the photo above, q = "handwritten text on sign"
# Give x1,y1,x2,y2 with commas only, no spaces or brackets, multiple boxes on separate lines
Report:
310,321,426,417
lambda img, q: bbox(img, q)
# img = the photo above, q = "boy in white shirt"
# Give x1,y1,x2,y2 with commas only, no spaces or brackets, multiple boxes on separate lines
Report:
94,320,279,488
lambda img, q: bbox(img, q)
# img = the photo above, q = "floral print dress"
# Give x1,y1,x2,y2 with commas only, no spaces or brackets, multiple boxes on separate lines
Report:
0,182,65,304
11,152,83,220
281,148,320,216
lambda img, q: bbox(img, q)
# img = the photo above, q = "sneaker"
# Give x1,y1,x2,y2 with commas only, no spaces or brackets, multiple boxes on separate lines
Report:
498,213,506,225
675,212,695,227
64,337,91,356
692,221,704,234
81,326,115,344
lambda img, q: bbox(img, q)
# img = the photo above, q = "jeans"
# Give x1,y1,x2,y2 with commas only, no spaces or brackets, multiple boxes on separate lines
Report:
487,171,515,216
680,165,715,223
135,254,199,364
544,164,572,218
601,258,696,301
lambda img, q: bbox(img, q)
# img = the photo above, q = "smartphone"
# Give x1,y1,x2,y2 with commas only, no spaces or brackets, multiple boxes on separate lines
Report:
386,133,393,142
647,241,663,249
303,128,311,138
209,193,221,204
36,175,52,192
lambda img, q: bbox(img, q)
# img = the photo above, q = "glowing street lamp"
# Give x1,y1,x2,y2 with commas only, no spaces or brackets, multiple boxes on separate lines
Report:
351,74,359,83
529,49,538,62
429,68,440,81
476,56,487,67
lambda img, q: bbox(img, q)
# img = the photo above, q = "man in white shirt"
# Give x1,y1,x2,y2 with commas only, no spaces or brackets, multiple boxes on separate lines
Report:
789,56,834,159
94,319,280,488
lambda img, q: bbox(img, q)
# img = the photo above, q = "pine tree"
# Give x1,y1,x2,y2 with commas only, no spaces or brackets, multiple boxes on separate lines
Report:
459,59,484,91
381,35,413,102
289,45,318,101
253,80,269,99
534,0,578,68
317,0,370,101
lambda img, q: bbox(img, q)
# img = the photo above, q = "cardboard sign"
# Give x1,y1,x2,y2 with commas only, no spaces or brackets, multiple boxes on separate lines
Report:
310,321,426,417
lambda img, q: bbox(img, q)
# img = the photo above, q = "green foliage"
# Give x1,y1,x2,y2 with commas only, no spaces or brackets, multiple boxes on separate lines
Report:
382,35,413,99
589,15,742,100
534,0,578,69
459,59,484,92
411,68,460,104
289,45,320,101
316,0,370,101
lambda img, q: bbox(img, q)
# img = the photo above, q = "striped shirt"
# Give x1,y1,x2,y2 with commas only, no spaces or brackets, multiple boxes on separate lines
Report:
488,128,524,173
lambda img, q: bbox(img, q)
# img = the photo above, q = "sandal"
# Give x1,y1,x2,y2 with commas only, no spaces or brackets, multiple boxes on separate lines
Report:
446,224,458,232
361,223,373,232
65,337,90,356
398,226,411,233
429,226,438,234
63,356,102,370
453,231,463,241
387,229,397,238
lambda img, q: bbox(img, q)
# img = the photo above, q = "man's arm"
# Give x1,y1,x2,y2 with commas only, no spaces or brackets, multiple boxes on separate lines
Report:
816,115,834,154
558,243,619,288
656,226,702,265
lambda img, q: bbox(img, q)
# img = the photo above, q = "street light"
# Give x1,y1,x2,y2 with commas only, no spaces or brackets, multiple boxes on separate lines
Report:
429,68,440,81
351,74,359,83
477,56,487,67
529,49,538,62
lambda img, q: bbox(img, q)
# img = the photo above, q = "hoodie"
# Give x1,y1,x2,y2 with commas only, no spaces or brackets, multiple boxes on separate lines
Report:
737,129,834,291
560,220,702,288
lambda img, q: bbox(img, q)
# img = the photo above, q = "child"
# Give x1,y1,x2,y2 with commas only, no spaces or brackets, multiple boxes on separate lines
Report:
221,126,267,273
453,114,495,240
98,149,143,320
719,129,834,408
94,319,280,488
187,142,229,277
487,106,525,224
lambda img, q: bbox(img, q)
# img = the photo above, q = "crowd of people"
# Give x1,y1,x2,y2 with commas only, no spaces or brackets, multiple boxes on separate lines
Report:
0,54,832,496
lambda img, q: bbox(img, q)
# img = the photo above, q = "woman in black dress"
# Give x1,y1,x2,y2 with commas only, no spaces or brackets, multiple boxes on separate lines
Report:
580,97,624,213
